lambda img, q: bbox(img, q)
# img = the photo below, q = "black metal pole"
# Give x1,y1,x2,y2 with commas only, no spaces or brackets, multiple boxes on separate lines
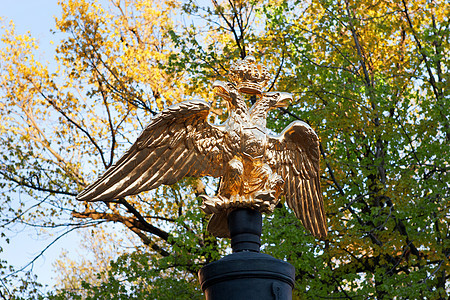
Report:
198,208,295,299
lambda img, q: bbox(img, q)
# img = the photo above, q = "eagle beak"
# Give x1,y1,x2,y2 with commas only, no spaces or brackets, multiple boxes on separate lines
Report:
274,92,292,108
213,80,230,97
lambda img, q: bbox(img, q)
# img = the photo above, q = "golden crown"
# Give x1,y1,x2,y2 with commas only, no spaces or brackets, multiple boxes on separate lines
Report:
228,55,271,95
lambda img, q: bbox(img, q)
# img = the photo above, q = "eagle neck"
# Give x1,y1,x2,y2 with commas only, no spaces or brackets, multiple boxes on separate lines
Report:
250,100,270,128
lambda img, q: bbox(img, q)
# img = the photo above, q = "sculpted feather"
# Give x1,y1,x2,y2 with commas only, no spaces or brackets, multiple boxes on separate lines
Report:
77,55,327,239
76,100,230,202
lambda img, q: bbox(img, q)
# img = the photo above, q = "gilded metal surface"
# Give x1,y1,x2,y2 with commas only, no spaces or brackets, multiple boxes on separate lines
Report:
77,55,327,239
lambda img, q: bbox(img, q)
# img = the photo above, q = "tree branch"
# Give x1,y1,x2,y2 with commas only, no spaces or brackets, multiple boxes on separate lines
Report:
401,0,442,101
0,170,78,197
344,0,372,88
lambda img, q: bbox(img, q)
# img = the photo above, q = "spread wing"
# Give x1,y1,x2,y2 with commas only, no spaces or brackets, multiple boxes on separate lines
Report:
77,100,230,202
267,121,327,239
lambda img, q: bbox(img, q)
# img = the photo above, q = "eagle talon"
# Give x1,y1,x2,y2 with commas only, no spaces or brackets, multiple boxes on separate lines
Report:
200,195,226,214
254,190,276,202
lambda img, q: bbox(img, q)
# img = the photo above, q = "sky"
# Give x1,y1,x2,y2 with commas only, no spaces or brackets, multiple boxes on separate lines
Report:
0,0,77,289
2,1,60,46
1,0,139,291
2,0,206,291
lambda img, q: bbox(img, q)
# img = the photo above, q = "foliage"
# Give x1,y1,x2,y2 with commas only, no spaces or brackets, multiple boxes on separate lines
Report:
51,224,133,293
259,0,450,298
0,0,224,296
49,251,202,300
0,0,449,299
0,246,44,300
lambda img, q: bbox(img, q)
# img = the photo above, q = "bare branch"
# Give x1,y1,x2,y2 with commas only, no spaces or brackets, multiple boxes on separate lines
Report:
1,224,94,281
0,170,78,197
344,0,372,88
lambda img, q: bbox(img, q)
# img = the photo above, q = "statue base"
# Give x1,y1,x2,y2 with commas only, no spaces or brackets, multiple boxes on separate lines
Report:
200,193,280,238
198,209,295,300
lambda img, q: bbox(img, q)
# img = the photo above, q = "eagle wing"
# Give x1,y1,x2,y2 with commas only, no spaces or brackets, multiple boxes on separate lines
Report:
77,100,230,202
267,121,327,239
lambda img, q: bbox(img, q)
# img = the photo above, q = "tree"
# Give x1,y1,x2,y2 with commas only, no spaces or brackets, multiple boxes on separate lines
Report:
165,0,450,297
0,0,224,295
257,0,449,298
0,246,43,300
49,251,203,300
1,0,448,299
52,224,131,295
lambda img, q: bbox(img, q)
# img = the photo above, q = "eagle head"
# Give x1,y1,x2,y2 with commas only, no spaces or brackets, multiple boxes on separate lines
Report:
213,80,238,101
212,80,244,111
263,92,292,110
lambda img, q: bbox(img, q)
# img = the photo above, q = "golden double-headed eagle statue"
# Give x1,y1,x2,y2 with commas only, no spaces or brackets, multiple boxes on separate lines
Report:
77,56,327,239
